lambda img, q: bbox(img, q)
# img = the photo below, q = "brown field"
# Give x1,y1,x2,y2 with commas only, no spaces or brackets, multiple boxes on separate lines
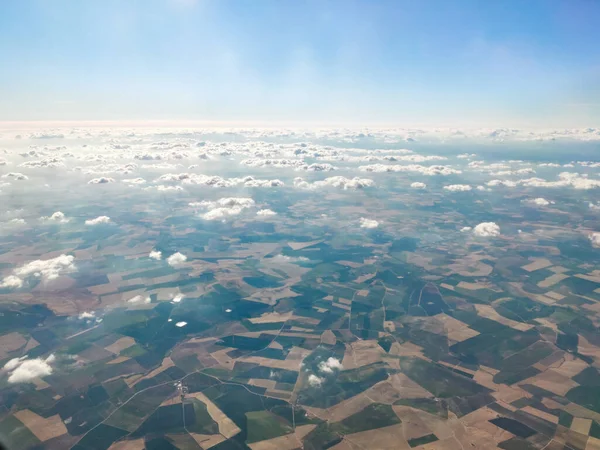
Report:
321,330,336,345
105,336,136,354
341,339,384,369
187,392,241,438
288,240,322,250
0,331,27,359
107,439,146,450
14,410,67,442
522,258,553,272
345,423,409,449
538,273,570,288
474,304,533,331
190,433,226,449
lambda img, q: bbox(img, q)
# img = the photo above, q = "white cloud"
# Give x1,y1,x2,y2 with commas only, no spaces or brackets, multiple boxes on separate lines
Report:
157,173,284,188
318,357,343,374
41,211,69,223
271,255,310,263
167,252,187,267
9,255,76,286
308,374,324,387
460,226,472,232
0,275,23,289
123,177,147,185
589,202,600,211
3,355,55,383
88,177,115,184
2,172,29,181
19,157,64,168
444,184,472,192
457,153,476,159
171,294,184,303
9,218,26,225
149,250,162,260
175,321,187,327
410,182,426,189
294,176,375,190
256,209,277,216
360,164,461,176
192,197,255,220
85,216,111,225
589,232,600,248
78,311,95,320
522,198,553,206
127,295,151,304
359,217,379,229
473,222,500,237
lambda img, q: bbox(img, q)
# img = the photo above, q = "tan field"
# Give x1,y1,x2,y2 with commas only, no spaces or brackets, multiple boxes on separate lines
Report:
14,410,67,442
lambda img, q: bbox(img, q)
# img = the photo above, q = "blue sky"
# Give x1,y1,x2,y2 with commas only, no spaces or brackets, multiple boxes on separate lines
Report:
1,0,599,126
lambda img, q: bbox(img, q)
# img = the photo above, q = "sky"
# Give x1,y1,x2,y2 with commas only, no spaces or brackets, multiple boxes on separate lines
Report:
1,0,599,127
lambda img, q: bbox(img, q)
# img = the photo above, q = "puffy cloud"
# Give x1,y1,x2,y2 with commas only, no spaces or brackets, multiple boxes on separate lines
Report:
410,182,426,189
171,294,184,303
460,226,472,232
156,173,283,188
167,252,187,267
487,179,517,187
2,172,29,180
6,255,76,288
149,250,162,260
85,216,111,225
308,374,324,387
473,222,500,237
522,198,553,206
19,157,64,168
128,295,151,304
589,202,600,211
88,177,115,184
78,311,95,319
318,357,343,374
9,218,26,225
359,217,379,229
41,211,69,223
256,209,277,216
444,184,472,192
156,185,184,192
360,164,461,176
0,275,23,289
241,159,336,171
519,172,600,190
4,355,55,383
457,153,476,159
175,321,187,327
271,255,310,263
192,197,255,220
123,177,147,185
589,232,600,248
294,176,374,190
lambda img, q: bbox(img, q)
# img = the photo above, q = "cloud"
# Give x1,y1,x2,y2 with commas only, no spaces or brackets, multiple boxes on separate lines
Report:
78,311,95,319
410,182,426,189
318,357,343,374
460,226,472,232
175,321,187,327
522,198,553,206
123,177,147,185
589,202,600,211
88,177,115,184
19,157,64,168
308,374,324,387
149,250,162,260
127,295,151,304
256,209,277,216
167,252,187,267
171,294,184,303
473,222,500,237
192,197,255,220
85,216,111,225
157,173,284,188
0,275,23,289
241,159,336,171
41,211,69,223
2,172,29,180
444,184,472,192
359,217,379,229
589,232,600,248
9,218,26,225
3,255,77,290
360,164,461,176
457,153,476,159
294,176,374,190
271,255,310,263
3,355,55,383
